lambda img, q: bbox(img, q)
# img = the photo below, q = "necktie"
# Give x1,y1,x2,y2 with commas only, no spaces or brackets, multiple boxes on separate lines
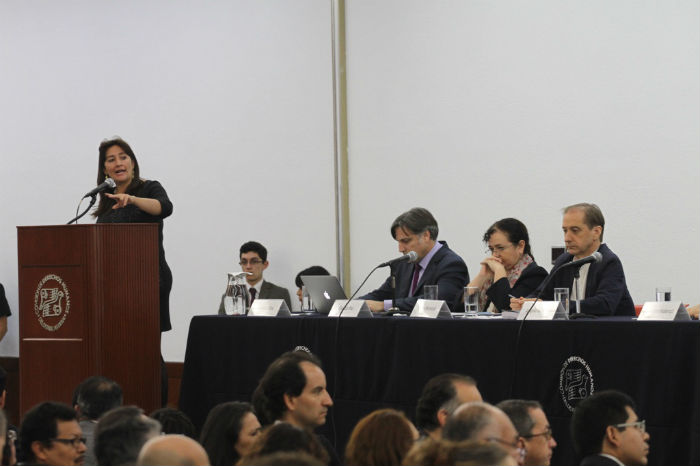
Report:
249,288,257,305
410,264,422,296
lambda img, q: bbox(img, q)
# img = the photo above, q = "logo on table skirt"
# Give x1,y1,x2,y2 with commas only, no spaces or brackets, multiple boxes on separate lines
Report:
559,356,594,412
34,274,71,332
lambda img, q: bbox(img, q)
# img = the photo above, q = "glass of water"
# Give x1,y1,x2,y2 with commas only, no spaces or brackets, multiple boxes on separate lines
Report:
554,288,570,314
464,286,479,316
424,285,439,300
302,285,314,310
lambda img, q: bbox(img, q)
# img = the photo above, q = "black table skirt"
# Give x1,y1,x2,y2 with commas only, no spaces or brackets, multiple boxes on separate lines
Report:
179,315,700,466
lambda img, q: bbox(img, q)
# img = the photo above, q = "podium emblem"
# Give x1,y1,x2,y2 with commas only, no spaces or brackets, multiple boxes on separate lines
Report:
559,356,594,412
34,274,71,331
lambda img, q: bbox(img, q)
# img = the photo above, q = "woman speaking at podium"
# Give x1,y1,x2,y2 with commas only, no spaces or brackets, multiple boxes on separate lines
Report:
92,136,173,404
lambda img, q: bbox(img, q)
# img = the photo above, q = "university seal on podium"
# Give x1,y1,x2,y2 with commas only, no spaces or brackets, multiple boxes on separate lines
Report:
34,274,71,332
559,356,594,412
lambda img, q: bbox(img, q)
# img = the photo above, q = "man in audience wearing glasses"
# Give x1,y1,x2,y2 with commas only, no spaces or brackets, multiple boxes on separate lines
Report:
443,401,525,465
218,240,292,312
498,399,557,466
571,390,650,466
19,401,87,466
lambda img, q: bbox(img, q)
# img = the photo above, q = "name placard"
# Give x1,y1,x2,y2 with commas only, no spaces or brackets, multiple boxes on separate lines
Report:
517,301,568,320
638,301,690,321
248,299,291,317
410,299,452,319
328,300,373,318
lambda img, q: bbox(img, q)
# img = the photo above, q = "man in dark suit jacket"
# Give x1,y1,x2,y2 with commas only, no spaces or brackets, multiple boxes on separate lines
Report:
571,390,650,466
218,241,292,313
512,203,635,316
361,207,469,313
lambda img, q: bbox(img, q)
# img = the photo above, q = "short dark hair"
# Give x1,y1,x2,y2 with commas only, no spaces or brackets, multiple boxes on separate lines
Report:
244,451,325,466
295,266,330,288
76,376,123,421
150,408,196,439
242,423,329,465
252,351,323,426
496,399,542,437
199,401,255,466
483,218,534,259
571,390,636,458
390,208,439,240
93,137,144,218
0,366,7,394
95,406,161,466
240,241,268,262
442,402,494,442
415,374,477,432
564,203,605,241
19,401,77,462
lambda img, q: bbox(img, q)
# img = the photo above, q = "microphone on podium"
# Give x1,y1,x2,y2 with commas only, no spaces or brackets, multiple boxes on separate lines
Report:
82,178,116,199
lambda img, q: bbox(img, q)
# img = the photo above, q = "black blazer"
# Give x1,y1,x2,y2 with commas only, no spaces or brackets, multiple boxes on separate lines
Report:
485,261,548,311
580,454,623,466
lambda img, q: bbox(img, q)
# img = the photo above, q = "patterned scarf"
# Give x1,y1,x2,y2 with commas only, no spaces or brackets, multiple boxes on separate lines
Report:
479,254,534,310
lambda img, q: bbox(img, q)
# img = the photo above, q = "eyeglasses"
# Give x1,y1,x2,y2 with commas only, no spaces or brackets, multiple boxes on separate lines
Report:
485,244,514,255
613,419,646,433
523,427,553,441
485,437,526,462
239,259,263,266
51,437,86,448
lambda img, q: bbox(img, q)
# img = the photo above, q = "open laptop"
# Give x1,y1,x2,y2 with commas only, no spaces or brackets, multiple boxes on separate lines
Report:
301,275,347,314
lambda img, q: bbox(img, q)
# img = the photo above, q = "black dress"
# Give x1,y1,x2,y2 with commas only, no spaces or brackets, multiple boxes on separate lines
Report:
97,180,173,332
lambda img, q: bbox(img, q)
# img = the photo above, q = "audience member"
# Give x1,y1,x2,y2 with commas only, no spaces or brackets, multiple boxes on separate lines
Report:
402,438,517,466
149,408,196,439
443,401,524,465
239,451,324,466
239,423,329,465
466,218,547,312
361,207,469,313
218,241,292,313
571,390,650,466
0,283,12,343
136,434,209,466
497,399,557,466
415,374,482,440
74,376,123,466
344,408,418,466
94,406,160,466
199,401,260,466
252,350,338,465
18,401,86,466
511,203,635,316
294,266,330,304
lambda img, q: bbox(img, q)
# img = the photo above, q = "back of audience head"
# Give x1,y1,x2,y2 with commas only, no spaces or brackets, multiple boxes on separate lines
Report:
238,422,329,465
75,376,123,421
497,399,557,466
252,350,332,430
402,438,517,466
137,434,209,466
94,405,161,466
0,366,7,409
199,401,260,466
443,401,523,465
150,408,197,439
345,408,418,466
571,389,649,466
240,451,324,466
415,373,481,439
294,266,330,303
19,401,86,466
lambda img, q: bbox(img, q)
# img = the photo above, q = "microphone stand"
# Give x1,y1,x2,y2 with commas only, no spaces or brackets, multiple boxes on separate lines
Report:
388,264,400,314
66,195,97,225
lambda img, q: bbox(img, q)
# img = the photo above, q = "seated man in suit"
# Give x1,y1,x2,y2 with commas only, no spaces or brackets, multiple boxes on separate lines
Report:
571,390,649,466
511,203,635,316
218,241,292,313
361,207,469,313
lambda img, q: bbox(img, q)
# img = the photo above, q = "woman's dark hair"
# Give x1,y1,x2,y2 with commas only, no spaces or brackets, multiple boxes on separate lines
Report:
345,409,415,466
240,422,329,465
92,137,144,218
150,408,197,439
483,218,533,259
199,401,255,466
295,266,330,288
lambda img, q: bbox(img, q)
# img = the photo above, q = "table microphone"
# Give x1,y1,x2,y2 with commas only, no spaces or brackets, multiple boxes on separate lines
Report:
378,251,418,267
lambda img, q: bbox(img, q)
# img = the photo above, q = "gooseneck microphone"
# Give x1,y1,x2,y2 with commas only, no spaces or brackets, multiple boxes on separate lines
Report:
82,178,116,199
378,251,418,268
558,251,603,269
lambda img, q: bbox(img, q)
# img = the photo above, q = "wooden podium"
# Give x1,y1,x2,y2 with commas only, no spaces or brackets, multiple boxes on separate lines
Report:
17,224,161,416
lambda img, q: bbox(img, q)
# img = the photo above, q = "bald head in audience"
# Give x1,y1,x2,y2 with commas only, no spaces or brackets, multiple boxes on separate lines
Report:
137,435,209,466
443,401,524,465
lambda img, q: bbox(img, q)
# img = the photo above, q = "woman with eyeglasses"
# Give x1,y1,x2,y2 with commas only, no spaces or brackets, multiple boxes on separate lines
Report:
92,136,173,404
466,218,547,312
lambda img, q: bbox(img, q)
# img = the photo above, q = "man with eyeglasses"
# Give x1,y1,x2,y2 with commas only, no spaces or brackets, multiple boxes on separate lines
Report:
571,390,650,466
443,401,526,465
19,401,87,466
498,399,557,466
217,241,292,313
